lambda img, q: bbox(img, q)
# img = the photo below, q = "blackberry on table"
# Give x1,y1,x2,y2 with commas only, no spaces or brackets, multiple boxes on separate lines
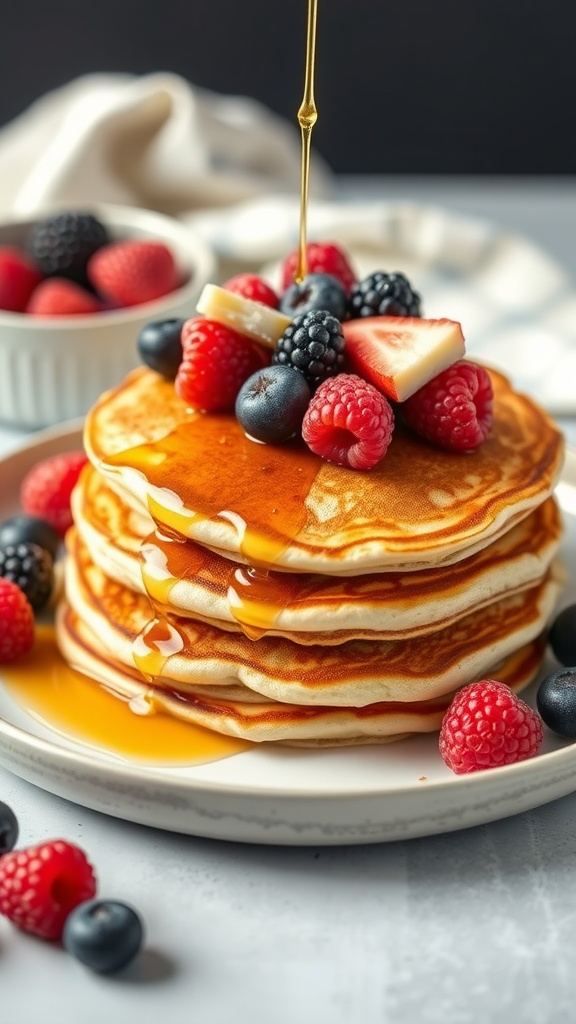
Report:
0,541,54,612
348,271,422,319
272,309,346,389
26,212,110,286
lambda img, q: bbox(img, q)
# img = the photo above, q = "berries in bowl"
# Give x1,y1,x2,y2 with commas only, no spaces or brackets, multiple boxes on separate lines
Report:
0,204,215,429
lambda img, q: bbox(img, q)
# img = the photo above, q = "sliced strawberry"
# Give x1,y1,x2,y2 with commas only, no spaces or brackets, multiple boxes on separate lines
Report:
342,317,466,403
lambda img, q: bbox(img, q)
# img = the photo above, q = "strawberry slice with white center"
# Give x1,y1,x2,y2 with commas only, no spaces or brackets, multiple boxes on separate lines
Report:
342,317,465,403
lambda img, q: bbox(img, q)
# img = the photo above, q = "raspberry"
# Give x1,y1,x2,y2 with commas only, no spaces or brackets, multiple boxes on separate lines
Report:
20,451,88,538
402,360,493,452
0,246,43,312
222,273,279,309
26,278,101,316
302,373,395,470
439,680,543,774
0,839,97,940
175,317,269,412
88,240,179,307
26,211,109,286
0,579,34,663
280,242,357,294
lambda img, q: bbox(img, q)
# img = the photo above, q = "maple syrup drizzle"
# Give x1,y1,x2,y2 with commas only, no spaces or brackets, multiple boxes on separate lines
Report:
295,0,319,283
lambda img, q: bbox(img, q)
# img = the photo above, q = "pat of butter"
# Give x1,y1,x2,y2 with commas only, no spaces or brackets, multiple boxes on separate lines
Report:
197,284,291,349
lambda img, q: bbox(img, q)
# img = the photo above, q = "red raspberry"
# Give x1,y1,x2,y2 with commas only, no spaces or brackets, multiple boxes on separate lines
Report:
0,839,97,940
301,373,394,470
402,360,493,452
20,451,88,537
439,679,543,774
222,273,279,308
0,246,43,312
175,317,269,412
0,579,34,663
88,240,179,307
280,242,357,294
26,278,101,316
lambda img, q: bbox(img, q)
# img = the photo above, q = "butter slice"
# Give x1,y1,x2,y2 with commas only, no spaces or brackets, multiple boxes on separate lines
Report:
197,284,291,349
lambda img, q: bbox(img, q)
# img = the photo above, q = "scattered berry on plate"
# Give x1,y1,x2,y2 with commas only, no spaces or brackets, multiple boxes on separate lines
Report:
26,211,109,286
279,272,348,321
0,515,61,559
342,316,466,403
222,273,279,309
348,270,421,319
537,668,576,738
88,240,179,307
547,604,576,666
0,246,43,312
63,898,144,974
302,373,395,470
235,365,312,444
0,578,35,663
272,309,346,389
20,451,88,538
175,317,269,412
26,278,101,316
0,839,97,940
137,318,185,379
0,542,54,613
439,679,543,774
402,360,493,451
0,800,18,856
280,241,357,295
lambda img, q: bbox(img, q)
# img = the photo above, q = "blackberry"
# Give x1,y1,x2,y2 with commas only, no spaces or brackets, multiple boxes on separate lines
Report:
0,542,54,612
26,212,110,286
349,271,422,319
272,310,346,389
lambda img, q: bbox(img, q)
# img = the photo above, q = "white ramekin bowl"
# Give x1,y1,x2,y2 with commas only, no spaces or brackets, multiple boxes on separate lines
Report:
0,203,216,429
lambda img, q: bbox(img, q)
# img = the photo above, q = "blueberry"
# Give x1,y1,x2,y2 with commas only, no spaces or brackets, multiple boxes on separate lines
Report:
537,667,576,737
137,318,185,379
63,899,144,974
235,365,312,444
0,515,60,559
0,800,18,855
548,604,576,666
280,273,347,320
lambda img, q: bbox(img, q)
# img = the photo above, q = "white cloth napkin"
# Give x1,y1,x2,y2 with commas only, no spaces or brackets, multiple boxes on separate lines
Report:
0,73,574,417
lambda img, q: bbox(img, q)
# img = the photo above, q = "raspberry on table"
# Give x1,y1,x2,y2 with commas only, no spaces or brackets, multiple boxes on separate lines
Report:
20,451,88,538
0,246,43,312
0,578,35,663
402,360,493,452
439,679,544,774
272,309,346,389
302,373,395,470
0,839,97,940
26,278,101,316
25,211,109,286
348,271,421,319
222,273,279,309
175,316,269,412
280,242,357,295
88,240,179,307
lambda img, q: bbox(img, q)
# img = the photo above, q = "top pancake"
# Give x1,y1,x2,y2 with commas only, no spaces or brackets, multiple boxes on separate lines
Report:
85,365,564,574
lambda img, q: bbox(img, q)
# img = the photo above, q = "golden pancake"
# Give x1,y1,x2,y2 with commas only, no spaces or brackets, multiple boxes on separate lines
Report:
85,365,564,574
73,465,563,643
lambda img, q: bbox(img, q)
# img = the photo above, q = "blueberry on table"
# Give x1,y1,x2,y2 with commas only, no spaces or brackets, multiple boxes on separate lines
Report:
548,604,576,666
63,899,144,974
0,800,18,855
537,668,576,738
280,273,348,320
137,318,185,379
236,365,312,444
0,515,60,560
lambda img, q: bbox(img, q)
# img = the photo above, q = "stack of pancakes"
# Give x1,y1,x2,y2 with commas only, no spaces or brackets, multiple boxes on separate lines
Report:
57,364,565,746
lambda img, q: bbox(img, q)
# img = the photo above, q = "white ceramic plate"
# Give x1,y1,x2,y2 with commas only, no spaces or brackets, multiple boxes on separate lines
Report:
0,422,575,846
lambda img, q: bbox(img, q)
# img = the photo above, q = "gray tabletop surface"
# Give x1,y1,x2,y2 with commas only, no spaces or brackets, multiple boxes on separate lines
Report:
1,176,576,1024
